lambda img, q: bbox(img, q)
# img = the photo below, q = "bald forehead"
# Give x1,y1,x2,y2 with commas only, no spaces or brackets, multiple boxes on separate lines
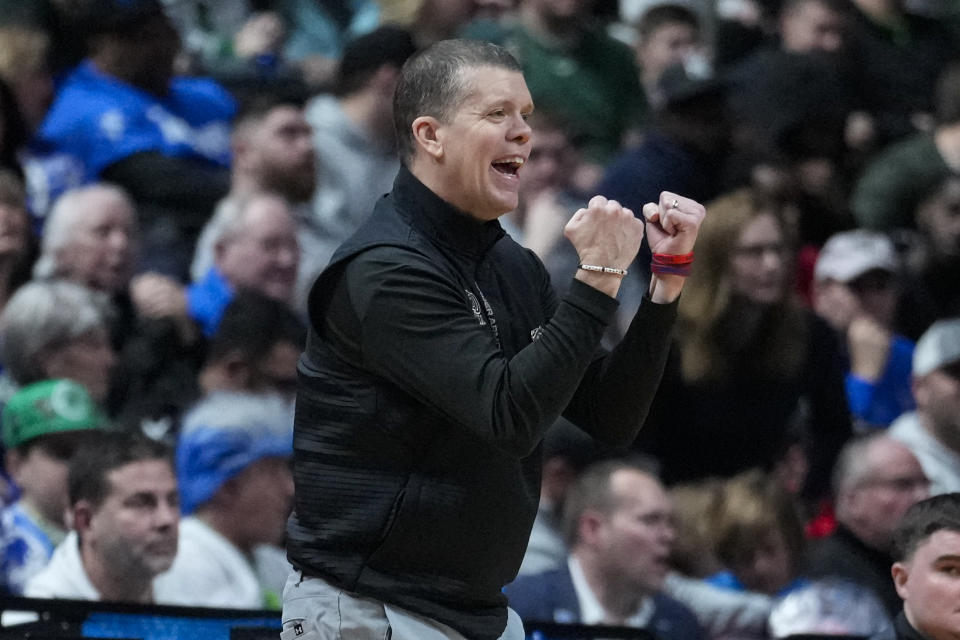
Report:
865,437,916,468
71,188,133,219
237,194,293,229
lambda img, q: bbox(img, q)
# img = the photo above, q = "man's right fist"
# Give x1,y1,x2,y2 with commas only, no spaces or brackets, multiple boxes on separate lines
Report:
564,195,645,271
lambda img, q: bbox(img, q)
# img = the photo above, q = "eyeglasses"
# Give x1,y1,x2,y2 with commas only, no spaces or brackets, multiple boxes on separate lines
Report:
938,360,960,381
861,475,930,492
733,243,787,260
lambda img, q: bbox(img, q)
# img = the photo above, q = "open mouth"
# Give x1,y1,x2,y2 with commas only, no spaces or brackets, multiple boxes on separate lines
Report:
492,156,525,177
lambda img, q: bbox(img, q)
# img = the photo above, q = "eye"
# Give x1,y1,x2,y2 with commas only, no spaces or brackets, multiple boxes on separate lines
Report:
521,112,532,122
941,565,960,577
488,108,506,120
126,493,159,509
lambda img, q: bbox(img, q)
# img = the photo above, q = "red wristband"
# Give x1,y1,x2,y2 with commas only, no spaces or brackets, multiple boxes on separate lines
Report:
651,251,694,265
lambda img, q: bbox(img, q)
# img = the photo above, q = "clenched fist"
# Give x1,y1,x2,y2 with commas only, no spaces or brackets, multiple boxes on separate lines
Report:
641,192,706,257
564,195,645,298
565,195,645,270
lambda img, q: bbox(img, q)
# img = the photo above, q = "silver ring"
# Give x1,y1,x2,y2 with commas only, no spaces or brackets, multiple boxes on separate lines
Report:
671,198,679,209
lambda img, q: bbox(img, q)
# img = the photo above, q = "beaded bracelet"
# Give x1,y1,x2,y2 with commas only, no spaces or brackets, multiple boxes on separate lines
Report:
578,263,628,277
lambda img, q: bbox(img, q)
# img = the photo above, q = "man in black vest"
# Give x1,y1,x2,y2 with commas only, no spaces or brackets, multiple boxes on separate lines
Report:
283,38,705,640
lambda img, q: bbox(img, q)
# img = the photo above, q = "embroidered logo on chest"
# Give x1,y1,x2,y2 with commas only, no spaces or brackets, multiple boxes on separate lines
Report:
466,290,485,326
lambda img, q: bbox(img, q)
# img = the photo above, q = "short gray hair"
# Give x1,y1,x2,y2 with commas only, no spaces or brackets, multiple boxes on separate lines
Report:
34,183,134,280
0,280,111,385
832,433,886,497
190,192,291,281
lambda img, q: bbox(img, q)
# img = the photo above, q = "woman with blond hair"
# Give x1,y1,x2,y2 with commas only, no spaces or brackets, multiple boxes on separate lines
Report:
709,469,808,596
636,188,851,501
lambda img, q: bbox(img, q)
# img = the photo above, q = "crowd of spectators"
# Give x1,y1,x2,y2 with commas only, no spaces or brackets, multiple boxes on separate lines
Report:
0,0,959,638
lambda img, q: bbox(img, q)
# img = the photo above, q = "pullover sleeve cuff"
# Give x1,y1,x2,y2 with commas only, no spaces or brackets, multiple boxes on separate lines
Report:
564,278,620,324
629,292,679,335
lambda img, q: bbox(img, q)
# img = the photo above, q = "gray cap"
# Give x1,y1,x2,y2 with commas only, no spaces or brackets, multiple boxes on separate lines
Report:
913,317,960,377
814,230,897,283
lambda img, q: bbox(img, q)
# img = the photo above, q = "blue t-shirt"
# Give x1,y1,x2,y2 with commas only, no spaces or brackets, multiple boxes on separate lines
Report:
36,61,235,182
845,334,915,429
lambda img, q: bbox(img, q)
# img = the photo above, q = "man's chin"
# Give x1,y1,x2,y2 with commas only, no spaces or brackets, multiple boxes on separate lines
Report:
147,557,176,576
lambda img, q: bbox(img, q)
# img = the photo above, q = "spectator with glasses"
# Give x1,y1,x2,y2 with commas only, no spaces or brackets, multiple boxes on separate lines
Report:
636,188,851,502
806,433,930,616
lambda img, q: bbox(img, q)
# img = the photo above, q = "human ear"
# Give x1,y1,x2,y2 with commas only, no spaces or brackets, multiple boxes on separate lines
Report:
4,449,24,480
73,500,94,535
892,561,909,599
578,509,606,546
411,116,443,160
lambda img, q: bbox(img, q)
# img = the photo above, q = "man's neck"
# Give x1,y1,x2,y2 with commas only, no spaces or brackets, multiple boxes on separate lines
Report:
89,55,165,97
573,551,646,624
229,173,311,207
197,509,251,555
81,545,153,603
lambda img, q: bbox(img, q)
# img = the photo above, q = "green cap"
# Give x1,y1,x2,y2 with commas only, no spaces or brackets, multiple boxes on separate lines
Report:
2,379,104,450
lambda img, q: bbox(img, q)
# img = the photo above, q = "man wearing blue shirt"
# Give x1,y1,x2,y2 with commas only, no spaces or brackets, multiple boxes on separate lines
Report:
32,0,235,279
812,230,915,429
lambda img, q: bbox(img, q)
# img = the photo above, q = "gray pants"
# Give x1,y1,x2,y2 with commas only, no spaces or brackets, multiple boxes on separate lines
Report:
280,572,526,640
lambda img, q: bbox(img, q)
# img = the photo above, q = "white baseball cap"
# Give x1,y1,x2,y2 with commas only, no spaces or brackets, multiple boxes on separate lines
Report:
913,317,960,378
814,230,898,283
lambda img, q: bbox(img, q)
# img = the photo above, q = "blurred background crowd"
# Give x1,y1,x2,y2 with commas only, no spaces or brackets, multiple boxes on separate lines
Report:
0,0,959,638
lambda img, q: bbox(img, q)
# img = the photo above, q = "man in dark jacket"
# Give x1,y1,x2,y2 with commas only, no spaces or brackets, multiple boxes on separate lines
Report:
807,433,929,616
283,38,705,640
891,493,960,640
505,459,704,640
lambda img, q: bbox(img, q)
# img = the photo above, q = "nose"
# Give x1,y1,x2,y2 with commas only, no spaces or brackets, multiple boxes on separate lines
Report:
760,247,782,271
155,498,179,531
109,228,132,252
296,132,314,157
511,114,532,145
277,242,299,268
660,521,677,545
